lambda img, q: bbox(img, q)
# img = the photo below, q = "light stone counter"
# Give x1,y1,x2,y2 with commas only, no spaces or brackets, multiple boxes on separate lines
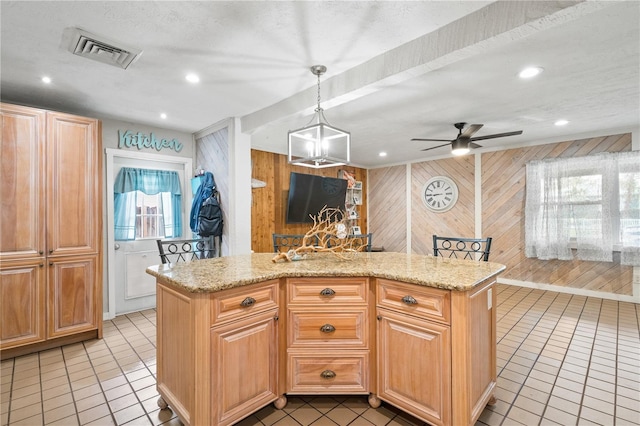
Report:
146,251,506,293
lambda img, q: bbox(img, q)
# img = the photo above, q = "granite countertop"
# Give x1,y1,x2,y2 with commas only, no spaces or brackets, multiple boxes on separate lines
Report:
146,252,506,293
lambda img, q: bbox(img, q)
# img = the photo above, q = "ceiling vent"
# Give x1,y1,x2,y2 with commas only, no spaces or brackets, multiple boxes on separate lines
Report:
66,28,142,70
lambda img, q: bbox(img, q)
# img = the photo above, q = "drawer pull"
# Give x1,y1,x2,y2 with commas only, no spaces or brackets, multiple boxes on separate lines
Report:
240,297,256,307
402,295,418,305
320,288,336,296
320,370,336,379
320,324,335,333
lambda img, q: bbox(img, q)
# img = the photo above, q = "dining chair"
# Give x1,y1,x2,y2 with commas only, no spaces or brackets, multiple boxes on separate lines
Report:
156,238,214,264
272,234,318,253
432,235,492,261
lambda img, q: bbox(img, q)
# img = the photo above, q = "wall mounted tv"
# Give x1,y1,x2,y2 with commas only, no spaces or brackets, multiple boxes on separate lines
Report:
286,172,348,224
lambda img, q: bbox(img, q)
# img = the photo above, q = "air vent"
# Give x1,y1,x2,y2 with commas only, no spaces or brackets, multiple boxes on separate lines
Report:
66,28,142,70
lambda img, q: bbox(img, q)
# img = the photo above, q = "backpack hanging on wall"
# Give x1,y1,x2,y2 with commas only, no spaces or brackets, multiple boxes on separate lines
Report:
198,190,223,238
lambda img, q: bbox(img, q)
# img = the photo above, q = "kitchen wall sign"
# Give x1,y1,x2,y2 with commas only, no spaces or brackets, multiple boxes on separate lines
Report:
118,129,183,152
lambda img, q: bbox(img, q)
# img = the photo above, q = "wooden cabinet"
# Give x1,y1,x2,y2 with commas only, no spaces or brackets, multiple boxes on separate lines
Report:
377,307,451,426
0,261,46,348
286,277,370,394
376,278,497,426
0,103,102,356
156,280,281,426
211,308,279,425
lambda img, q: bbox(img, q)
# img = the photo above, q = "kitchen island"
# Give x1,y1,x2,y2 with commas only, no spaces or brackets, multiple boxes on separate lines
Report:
146,252,505,426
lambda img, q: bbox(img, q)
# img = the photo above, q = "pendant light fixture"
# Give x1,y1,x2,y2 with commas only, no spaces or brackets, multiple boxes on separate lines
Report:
288,65,351,168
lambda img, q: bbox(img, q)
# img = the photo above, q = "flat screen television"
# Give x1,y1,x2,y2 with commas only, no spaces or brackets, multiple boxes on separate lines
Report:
286,172,348,223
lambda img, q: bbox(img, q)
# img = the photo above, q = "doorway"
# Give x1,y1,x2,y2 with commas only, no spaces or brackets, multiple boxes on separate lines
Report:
105,148,192,318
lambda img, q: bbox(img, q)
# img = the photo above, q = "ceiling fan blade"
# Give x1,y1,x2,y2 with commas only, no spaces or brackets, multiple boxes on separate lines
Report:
421,143,450,151
470,130,523,142
461,124,483,138
411,138,452,142
470,142,482,149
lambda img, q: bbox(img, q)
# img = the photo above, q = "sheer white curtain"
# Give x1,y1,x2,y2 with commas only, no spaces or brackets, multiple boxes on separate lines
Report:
525,151,639,266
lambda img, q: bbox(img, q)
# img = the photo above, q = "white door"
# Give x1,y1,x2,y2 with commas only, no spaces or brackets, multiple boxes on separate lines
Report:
106,150,192,317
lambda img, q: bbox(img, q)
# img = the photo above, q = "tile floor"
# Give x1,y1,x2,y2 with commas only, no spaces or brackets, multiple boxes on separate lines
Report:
1,284,639,426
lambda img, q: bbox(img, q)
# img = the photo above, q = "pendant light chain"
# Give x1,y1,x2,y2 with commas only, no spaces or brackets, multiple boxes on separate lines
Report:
316,72,322,113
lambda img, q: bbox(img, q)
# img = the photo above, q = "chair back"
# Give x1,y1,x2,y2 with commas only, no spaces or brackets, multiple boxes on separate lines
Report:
273,234,317,253
325,233,372,252
432,235,492,261
156,238,214,264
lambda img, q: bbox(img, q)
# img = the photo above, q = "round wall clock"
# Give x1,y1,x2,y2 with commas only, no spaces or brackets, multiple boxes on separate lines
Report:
422,176,459,213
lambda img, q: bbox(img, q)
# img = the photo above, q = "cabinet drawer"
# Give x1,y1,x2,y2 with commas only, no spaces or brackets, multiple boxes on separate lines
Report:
377,279,450,325
287,352,369,394
288,309,368,348
287,278,368,304
211,280,278,326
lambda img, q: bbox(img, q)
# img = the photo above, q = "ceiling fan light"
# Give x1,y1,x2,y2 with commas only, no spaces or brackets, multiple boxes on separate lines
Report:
451,139,470,156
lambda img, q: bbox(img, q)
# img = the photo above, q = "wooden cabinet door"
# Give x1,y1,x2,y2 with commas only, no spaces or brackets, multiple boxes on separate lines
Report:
211,309,278,426
0,261,46,349
47,256,98,338
0,103,46,262
46,112,101,256
377,308,451,426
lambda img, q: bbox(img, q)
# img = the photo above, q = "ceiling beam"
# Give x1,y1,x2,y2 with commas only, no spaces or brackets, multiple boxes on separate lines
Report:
240,0,611,135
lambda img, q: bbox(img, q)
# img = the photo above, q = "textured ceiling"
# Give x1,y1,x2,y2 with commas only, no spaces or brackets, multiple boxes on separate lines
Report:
1,1,638,168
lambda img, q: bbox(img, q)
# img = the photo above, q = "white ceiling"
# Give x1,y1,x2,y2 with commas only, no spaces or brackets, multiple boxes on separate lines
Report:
1,1,638,168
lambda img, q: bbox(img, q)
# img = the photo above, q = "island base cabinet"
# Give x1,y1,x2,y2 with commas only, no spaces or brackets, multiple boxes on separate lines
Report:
211,309,279,426
156,281,280,426
377,308,451,426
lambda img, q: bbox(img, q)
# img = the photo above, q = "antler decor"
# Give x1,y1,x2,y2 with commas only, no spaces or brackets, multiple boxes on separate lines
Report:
272,206,367,263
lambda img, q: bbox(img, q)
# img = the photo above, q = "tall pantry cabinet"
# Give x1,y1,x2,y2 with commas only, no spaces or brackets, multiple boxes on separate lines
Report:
0,103,102,358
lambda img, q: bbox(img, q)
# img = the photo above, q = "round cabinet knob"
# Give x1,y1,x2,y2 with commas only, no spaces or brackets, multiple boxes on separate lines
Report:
401,295,418,305
320,370,336,379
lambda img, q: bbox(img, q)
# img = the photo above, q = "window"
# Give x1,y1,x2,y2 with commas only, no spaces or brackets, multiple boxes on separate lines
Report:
114,168,183,241
135,192,174,239
525,151,639,266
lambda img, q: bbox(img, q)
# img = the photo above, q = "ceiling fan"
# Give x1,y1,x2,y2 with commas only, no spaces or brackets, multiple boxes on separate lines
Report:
412,122,523,156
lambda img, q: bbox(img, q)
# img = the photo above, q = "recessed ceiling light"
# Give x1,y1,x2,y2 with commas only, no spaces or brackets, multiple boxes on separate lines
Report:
554,119,569,126
185,73,200,83
379,152,387,157
41,76,51,84
160,113,167,119
518,67,543,79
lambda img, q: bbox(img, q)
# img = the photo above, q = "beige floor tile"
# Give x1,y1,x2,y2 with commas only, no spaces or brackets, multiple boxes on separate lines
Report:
8,401,42,422
76,393,107,413
289,406,323,425
45,414,80,426
10,390,42,410
113,404,146,424
325,406,358,425
108,393,138,413
78,403,112,425
42,392,74,411
44,402,78,424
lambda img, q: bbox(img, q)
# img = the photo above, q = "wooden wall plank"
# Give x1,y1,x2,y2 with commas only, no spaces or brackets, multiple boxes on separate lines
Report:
368,166,406,253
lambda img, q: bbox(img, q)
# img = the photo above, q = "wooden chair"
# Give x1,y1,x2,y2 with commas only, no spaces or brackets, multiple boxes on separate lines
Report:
432,235,492,261
156,238,214,264
272,234,317,253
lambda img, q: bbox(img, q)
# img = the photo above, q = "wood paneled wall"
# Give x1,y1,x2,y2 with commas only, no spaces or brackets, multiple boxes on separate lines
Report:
411,157,475,255
483,133,633,295
369,133,634,296
368,166,406,253
250,150,367,253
